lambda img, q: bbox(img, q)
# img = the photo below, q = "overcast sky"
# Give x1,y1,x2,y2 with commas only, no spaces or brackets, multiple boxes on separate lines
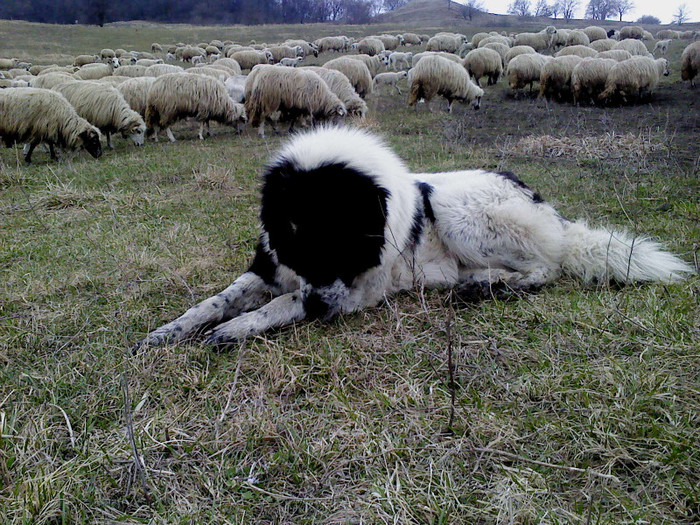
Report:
453,0,696,25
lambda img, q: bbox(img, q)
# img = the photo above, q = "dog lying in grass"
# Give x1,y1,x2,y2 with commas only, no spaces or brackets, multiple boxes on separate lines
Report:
140,126,692,347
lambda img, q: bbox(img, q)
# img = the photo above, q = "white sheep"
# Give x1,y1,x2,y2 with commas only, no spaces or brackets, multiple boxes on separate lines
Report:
401,33,422,46
376,34,403,50
313,36,349,54
73,54,99,67
187,66,230,82
613,39,651,56
388,52,413,71
135,58,164,68
566,30,591,47
462,47,503,87
513,26,557,53
323,56,373,98
471,32,490,48
30,71,75,89
681,41,700,87
619,26,644,40
505,45,536,66
596,49,633,62
412,51,462,67
113,65,147,77
53,80,146,148
555,45,597,59
589,39,617,52
116,76,157,118
426,34,462,53
279,57,303,67
539,55,583,101
224,74,247,103
283,40,318,57
245,66,346,137
599,56,669,104
0,87,102,163
652,39,671,56
582,26,607,42
408,54,483,113
0,58,19,70
73,58,120,80
265,45,303,63
357,38,385,57
145,63,184,76
145,73,246,142
211,58,242,76
507,53,552,93
304,67,367,118
477,35,511,49
347,54,385,78
571,58,617,104
373,71,408,95
228,50,273,70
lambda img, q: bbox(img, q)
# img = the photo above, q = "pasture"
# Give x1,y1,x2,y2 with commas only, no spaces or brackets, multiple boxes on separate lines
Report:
1,18,699,524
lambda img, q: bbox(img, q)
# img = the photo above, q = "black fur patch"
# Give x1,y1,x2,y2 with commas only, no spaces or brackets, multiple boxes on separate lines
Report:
248,241,278,285
261,160,389,287
497,171,544,203
409,182,436,246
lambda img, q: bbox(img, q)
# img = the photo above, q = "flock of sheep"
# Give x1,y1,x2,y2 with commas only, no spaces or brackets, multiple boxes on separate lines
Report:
0,24,699,163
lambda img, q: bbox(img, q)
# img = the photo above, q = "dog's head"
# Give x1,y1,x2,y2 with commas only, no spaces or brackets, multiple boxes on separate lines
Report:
260,127,416,319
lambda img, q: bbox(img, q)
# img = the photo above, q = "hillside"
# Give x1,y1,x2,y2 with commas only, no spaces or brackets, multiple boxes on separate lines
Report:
376,0,516,27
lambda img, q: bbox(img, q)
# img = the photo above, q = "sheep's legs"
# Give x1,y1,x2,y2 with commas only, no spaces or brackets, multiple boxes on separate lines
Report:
48,142,58,161
165,128,176,143
106,131,114,149
23,142,37,164
197,121,212,140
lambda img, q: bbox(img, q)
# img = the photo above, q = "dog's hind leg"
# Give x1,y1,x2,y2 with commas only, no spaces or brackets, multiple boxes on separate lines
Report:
456,264,560,302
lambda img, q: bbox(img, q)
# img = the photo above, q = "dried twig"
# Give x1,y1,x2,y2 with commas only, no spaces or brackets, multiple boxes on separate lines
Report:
121,373,151,500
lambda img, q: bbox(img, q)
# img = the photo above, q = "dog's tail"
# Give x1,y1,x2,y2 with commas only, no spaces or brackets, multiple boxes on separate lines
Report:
561,221,694,283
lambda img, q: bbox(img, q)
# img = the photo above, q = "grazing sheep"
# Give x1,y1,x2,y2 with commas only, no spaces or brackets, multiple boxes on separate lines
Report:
401,33,422,46
619,26,644,40
566,30,591,47
457,42,474,58
182,46,206,63
211,58,242,75
357,38,385,57
596,49,633,61
146,73,246,142
73,59,119,80
656,30,680,40
151,43,163,53
471,32,490,48
0,87,102,163
113,65,147,78
245,66,345,136
265,45,303,63
0,58,19,70
507,53,552,93
135,58,164,68
571,57,617,104
539,55,583,101
642,30,654,41
323,57,373,98
347,54,385,78
408,55,483,113
653,39,671,56
477,35,511,49
187,66,229,82
680,41,700,87
145,63,184,76
100,48,116,61
29,64,57,75
313,36,349,54
225,74,247,103
373,71,408,95
388,51,413,71
53,81,146,148
679,30,699,40
412,51,462,67
462,47,503,87
505,45,537,66
304,67,367,118
228,50,273,70
613,39,651,56
98,76,130,86
374,34,403,51
30,71,75,89
599,56,669,103
116,76,157,118
514,26,557,53
137,126,692,348
555,45,597,58
74,54,99,67
582,26,607,42
283,40,318,57
426,34,462,53
482,42,509,65
589,38,617,52
552,29,571,50
279,57,303,67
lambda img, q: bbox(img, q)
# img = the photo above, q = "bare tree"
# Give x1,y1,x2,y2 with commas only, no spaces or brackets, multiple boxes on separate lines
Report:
458,0,484,20
672,3,690,25
585,0,614,20
533,0,553,16
611,0,634,21
383,0,407,10
508,0,532,17
551,1,560,18
556,0,581,21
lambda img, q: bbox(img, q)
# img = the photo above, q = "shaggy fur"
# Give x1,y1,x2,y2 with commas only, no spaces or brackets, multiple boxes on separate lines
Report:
571,58,617,104
507,53,552,92
245,65,346,136
599,56,669,103
582,26,607,42
313,36,349,54
681,41,700,87
613,39,650,56
116,76,157,118
514,26,557,53
305,67,367,117
619,26,644,40
227,50,273,70
113,65,147,78
30,72,74,89
139,126,692,348
408,55,484,112
323,56,373,98
265,45,303,63
73,60,119,81
145,64,184,77
539,55,583,101
0,87,102,163
566,30,591,47
73,54,99,67
427,34,463,53
412,51,462,67
145,73,246,142
462,47,503,87
211,58,243,75
357,38,385,57
589,39,617,52
555,45,597,59
596,49,633,62
53,81,146,148
346,54,385,78
482,42,509,64
505,45,536,66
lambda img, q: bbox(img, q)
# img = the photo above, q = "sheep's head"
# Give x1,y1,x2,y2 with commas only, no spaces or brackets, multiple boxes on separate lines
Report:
659,58,670,76
265,51,274,63
110,57,120,69
123,121,146,146
80,128,102,159
471,95,482,110
295,46,304,57
545,26,557,35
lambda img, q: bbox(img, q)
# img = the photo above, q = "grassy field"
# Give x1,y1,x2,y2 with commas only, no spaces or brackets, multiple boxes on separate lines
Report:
1,16,699,524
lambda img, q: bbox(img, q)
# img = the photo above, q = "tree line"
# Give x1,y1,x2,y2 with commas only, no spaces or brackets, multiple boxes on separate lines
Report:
0,0,397,26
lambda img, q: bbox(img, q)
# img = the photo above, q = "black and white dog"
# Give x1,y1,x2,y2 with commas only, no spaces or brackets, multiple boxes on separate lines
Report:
141,126,692,346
